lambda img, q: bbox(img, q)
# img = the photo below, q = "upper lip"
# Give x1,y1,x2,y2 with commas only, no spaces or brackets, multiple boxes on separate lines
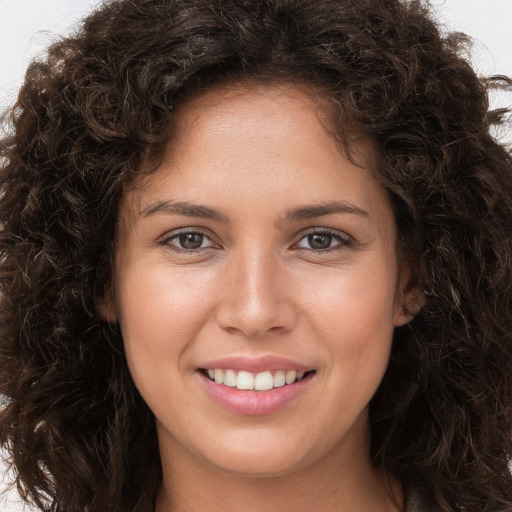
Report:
199,355,312,373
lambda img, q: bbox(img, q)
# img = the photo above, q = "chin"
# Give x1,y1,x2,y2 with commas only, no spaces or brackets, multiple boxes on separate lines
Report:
210,453,306,479
196,434,318,478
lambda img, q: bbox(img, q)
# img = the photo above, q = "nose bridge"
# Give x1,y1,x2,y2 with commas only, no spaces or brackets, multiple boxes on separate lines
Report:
216,240,295,337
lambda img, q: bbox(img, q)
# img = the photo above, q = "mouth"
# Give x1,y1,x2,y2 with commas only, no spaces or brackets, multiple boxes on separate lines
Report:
200,368,315,391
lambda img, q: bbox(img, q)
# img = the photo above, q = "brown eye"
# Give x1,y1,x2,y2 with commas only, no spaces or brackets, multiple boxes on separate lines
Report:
178,233,204,249
296,230,350,252
164,231,214,250
307,233,334,250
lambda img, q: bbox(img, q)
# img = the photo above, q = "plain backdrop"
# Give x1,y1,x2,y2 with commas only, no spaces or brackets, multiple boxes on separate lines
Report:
1,1,512,511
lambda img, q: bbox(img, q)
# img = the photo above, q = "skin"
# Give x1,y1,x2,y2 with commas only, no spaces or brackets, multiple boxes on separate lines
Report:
103,83,418,511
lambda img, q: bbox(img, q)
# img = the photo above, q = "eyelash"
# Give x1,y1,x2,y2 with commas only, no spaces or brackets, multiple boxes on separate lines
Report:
160,229,219,253
160,228,352,255
293,228,352,254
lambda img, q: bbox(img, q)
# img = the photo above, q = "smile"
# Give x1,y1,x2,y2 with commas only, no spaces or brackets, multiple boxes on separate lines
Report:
200,369,315,415
204,369,310,391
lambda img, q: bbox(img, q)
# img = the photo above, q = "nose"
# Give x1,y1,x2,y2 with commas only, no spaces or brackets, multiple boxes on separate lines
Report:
215,247,298,338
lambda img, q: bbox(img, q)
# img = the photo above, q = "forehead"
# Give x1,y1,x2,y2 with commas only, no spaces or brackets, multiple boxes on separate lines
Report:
172,81,332,131
121,82,388,227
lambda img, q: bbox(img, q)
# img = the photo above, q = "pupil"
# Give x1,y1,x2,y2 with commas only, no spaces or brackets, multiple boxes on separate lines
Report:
309,233,331,249
179,233,203,249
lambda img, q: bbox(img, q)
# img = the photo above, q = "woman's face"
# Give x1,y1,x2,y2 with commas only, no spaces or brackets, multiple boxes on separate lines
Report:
105,84,413,479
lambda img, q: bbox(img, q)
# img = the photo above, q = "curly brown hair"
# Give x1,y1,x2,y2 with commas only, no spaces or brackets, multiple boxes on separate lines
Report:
1,0,511,511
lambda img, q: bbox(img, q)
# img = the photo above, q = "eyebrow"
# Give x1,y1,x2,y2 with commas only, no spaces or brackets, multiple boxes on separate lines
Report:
139,199,369,222
140,200,230,222
284,200,369,222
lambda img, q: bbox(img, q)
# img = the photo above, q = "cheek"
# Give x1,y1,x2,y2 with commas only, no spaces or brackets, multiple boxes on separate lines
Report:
301,260,397,330
116,265,217,381
120,263,213,328
298,261,397,379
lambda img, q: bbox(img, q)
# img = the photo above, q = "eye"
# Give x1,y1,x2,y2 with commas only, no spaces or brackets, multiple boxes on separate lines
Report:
295,229,350,252
162,230,216,251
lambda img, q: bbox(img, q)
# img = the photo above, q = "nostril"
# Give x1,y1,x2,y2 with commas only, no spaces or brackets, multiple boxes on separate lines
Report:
214,288,298,338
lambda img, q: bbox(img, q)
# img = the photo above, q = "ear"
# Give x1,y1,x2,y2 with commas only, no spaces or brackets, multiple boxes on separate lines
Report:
393,266,424,327
98,285,118,323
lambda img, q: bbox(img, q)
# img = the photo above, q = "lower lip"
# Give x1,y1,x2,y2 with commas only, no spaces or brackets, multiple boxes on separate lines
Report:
199,372,314,415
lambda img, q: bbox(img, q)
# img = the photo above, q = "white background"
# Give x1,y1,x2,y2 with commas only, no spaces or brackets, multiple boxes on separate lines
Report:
1,1,512,510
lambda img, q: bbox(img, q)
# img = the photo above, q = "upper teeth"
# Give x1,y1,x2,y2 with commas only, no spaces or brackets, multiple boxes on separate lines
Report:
206,369,306,391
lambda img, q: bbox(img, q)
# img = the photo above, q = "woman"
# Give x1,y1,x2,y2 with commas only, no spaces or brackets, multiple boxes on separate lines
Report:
0,1,511,511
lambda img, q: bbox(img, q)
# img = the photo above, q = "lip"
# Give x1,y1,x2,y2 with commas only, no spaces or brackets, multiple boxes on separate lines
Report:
198,369,314,416
199,355,311,373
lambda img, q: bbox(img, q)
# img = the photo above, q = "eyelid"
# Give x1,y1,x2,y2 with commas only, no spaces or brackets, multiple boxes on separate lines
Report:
292,227,353,252
160,227,219,250
159,226,353,254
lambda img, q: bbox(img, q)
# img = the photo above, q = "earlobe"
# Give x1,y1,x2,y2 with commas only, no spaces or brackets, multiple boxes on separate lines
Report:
98,286,118,323
394,267,425,327
394,290,424,326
